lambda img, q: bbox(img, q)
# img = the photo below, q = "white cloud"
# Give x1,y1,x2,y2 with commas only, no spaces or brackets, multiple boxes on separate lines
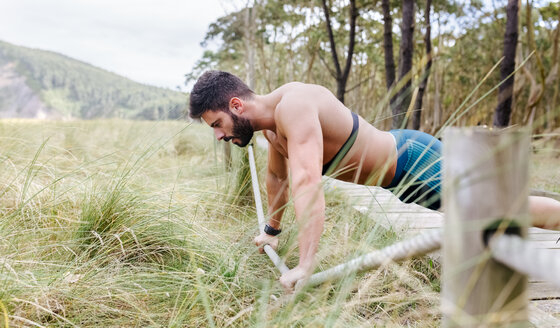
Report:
0,0,235,91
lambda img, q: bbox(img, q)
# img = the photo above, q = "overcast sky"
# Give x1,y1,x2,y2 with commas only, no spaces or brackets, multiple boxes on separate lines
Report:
0,0,235,91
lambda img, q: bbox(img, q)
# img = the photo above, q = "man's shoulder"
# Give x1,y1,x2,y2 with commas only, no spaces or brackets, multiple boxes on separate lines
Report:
280,81,307,89
275,94,318,121
273,83,328,134
277,82,325,96
275,83,321,111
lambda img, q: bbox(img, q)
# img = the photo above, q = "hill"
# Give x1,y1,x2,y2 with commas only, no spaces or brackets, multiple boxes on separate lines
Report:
0,40,187,120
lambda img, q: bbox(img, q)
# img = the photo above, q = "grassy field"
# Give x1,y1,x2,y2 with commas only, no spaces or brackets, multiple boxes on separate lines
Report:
0,119,557,327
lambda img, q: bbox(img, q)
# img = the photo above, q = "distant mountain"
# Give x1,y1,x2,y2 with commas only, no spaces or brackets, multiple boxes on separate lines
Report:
0,40,187,120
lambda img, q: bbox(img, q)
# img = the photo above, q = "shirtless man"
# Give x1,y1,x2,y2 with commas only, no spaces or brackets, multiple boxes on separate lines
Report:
189,70,560,292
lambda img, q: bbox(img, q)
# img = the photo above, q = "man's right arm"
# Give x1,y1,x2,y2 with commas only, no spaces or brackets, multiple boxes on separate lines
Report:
265,142,289,230
254,141,288,253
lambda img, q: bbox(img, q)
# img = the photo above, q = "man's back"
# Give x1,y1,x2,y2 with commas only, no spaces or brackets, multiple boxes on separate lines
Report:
264,82,398,186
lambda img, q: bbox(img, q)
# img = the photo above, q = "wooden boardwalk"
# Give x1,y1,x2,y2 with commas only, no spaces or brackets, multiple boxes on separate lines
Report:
325,178,560,325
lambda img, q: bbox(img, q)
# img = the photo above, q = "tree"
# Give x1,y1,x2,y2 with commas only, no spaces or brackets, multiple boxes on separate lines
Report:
382,0,415,129
187,0,559,134
381,0,397,122
493,0,519,128
412,0,433,130
320,0,358,103
232,2,258,205
549,3,560,128
393,0,415,129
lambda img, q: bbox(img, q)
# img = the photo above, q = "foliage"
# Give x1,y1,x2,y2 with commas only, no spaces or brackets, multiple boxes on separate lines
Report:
187,0,560,133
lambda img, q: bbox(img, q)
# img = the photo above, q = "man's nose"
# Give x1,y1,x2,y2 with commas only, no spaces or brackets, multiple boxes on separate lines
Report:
214,129,225,141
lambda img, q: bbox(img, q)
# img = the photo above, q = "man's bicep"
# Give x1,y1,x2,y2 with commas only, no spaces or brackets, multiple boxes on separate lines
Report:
287,137,323,181
278,105,323,180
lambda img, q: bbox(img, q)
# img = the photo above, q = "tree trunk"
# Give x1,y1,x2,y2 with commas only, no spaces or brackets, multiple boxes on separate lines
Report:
493,0,519,128
551,7,560,129
381,0,397,120
245,6,256,90
321,0,358,104
524,0,546,129
431,12,442,134
393,0,415,129
229,3,257,205
412,0,432,130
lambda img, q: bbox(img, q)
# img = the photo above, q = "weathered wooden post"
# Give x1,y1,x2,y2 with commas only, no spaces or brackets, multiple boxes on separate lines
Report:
442,128,530,327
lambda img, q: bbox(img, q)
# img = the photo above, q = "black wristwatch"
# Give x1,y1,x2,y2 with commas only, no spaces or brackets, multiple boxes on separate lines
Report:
264,224,282,236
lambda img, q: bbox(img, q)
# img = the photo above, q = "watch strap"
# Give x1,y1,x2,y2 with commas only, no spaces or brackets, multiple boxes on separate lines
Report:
264,224,282,236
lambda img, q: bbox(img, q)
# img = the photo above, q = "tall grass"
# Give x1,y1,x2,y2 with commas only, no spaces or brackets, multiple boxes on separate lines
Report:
0,120,227,326
0,118,556,327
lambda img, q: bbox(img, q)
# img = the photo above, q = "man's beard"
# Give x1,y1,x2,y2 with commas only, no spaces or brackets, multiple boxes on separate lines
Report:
229,113,254,147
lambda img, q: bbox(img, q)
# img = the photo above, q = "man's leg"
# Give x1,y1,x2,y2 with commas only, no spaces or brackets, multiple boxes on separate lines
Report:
529,195,560,230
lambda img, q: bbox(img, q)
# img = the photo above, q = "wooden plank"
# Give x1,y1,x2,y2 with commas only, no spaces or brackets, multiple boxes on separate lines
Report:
529,227,560,235
527,232,560,240
386,218,443,229
527,241,560,250
527,228,560,249
532,300,560,319
529,281,560,300
353,207,443,231
346,185,558,247
528,303,560,327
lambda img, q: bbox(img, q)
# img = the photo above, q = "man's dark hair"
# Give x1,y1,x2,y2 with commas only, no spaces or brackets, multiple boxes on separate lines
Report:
189,71,254,119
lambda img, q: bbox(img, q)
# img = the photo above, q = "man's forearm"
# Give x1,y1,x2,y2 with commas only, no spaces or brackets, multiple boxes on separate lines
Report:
292,177,325,270
266,172,289,229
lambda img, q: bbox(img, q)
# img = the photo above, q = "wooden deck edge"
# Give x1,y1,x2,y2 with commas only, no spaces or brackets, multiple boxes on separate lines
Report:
529,303,560,327
341,181,560,317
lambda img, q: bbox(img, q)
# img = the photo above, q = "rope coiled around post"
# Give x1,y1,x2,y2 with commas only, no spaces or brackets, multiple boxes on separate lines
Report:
296,229,443,290
489,234,560,289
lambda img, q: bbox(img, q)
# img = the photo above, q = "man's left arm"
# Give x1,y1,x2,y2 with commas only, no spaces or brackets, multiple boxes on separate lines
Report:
276,100,325,291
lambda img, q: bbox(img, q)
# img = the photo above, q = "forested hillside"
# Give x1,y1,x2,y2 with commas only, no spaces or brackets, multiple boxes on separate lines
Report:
0,40,187,120
187,0,559,134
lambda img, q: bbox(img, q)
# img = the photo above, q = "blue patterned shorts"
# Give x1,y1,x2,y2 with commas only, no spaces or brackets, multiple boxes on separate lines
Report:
384,129,442,210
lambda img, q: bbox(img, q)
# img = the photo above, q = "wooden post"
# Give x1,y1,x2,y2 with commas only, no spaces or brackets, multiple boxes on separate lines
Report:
442,127,530,327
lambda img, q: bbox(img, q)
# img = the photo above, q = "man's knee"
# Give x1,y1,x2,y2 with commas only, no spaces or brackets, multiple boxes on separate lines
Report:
529,195,560,230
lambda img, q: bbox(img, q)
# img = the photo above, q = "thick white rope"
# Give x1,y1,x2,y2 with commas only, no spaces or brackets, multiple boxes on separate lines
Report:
296,229,442,290
489,234,560,289
248,145,290,274
530,189,560,201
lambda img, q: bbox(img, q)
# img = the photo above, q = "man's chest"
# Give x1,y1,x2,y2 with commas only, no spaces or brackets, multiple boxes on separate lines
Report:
263,130,289,158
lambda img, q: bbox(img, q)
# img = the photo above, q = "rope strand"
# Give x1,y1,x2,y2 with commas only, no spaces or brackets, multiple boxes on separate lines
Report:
489,234,560,288
296,229,442,290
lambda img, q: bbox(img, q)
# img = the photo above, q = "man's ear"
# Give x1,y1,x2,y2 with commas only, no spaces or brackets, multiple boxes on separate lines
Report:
229,97,244,114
